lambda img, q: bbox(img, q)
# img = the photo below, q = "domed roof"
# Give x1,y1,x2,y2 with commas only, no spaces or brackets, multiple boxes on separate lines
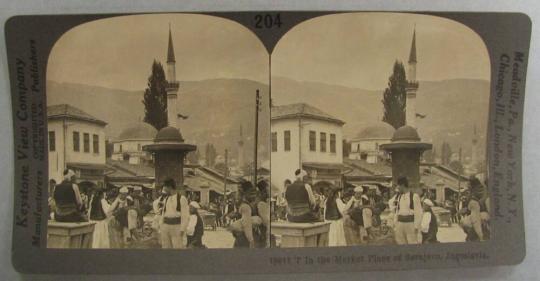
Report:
117,122,157,140
392,125,420,142
355,122,395,140
154,126,184,143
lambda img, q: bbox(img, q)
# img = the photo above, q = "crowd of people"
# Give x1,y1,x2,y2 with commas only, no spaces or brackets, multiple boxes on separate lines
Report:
275,169,491,246
48,169,271,249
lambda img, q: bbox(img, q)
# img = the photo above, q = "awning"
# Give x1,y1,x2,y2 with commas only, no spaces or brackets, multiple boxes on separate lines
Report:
302,162,344,171
67,162,110,171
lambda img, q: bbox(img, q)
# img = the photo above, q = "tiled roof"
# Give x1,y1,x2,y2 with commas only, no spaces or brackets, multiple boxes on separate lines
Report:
106,159,155,178
117,122,157,141
354,122,394,140
344,158,392,176
47,104,107,126
271,103,344,125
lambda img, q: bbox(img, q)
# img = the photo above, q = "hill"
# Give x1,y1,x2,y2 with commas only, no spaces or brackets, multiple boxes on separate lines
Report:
47,76,489,162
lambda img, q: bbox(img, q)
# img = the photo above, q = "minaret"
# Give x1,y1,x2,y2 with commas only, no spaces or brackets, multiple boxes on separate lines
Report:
471,125,479,170
237,125,244,170
406,28,419,128
166,25,179,128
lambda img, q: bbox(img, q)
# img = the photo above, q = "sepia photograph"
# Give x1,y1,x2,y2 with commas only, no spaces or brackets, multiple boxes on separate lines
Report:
270,13,491,247
45,14,271,249
4,8,533,275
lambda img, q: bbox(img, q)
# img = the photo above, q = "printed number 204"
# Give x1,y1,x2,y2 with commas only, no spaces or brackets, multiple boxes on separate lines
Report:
254,14,282,29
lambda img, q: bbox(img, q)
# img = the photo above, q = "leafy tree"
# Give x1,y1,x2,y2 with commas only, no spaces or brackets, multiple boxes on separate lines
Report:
441,142,452,165
382,61,407,129
142,60,168,130
186,150,199,164
449,160,464,174
205,144,217,167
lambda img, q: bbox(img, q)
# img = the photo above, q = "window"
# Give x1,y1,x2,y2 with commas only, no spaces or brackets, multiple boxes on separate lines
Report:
309,131,316,151
284,130,291,151
271,132,277,152
48,131,55,152
83,133,90,153
119,144,123,152
73,131,80,152
93,134,99,154
330,134,336,153
320,132,327,152
137,143,141,151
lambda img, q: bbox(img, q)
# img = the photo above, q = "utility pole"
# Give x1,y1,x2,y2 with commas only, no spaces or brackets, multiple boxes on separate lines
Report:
253,89,261,185
224,149,228,197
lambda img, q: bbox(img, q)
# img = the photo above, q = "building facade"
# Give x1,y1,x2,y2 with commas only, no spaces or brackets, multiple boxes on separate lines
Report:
47,104,108,189
271,103,344,192
112,121,157,164
349,122,394,164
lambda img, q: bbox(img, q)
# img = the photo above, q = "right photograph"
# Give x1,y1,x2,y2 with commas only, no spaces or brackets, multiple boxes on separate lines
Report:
270,13,491,247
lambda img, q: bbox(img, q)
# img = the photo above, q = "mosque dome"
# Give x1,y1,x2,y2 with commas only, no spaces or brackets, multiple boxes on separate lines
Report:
355,122,395,140
154,126,184,143
392,125,421,142
117,122,158,141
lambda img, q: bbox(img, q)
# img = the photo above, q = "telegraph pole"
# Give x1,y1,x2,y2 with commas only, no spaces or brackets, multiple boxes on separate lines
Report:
224,149,228,197
253,89,261,185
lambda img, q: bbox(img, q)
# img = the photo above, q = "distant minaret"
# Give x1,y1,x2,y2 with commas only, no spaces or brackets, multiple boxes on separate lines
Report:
405,28,419,128
166,25,179,128
471,125,479,170
238,125,245,170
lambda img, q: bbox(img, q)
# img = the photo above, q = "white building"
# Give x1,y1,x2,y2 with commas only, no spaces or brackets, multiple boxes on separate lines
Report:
271,103,344,192
112,122,157,164
47,104,108,189
349,122,394,164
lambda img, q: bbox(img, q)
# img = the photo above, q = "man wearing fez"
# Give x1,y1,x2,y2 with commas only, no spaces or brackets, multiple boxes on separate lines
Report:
393,176,423,244
160,178,190,249
53,169,86,222
346,186,374,245
285,169,318,223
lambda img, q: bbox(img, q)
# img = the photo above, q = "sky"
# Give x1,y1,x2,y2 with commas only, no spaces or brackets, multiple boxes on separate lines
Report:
48,12,490,91
47,13,269,91
272,12,490,90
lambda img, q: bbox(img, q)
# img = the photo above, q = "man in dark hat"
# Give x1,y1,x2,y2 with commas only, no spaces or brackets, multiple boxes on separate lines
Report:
160,178,190,249
229,181,265,248
393,176,422,245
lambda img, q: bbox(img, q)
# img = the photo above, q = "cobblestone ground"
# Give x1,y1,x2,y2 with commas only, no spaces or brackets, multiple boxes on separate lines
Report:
127,226,234,249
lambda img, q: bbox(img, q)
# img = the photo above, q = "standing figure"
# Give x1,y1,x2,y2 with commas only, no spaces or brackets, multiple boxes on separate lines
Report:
152,187,168,246
108,187,131,248
186,201,205,249
48,179,57,220
393,177,423,245
459,177,488,241
276,179,291,221
53,169,86,222
88,189,111,248
160,178,190,249
324,187,352,247
420,199,438,243
230,181,266,248
346,186,374,245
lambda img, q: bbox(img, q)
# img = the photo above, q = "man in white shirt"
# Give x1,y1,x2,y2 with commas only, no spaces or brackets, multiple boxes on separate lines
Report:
393,176,423,245
160,178,190,249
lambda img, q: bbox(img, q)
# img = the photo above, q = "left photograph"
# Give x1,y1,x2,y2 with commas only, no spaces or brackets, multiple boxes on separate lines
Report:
45,14,270,249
